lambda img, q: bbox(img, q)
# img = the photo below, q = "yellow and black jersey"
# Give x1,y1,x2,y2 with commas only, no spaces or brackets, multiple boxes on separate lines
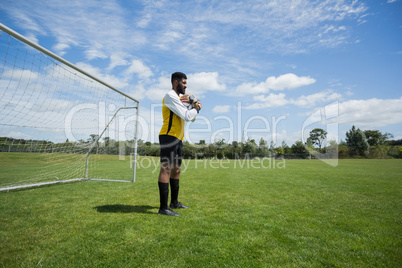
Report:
159,89,198,140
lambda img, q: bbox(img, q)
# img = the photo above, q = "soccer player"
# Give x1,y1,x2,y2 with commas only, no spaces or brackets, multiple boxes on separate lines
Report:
158,72,202,216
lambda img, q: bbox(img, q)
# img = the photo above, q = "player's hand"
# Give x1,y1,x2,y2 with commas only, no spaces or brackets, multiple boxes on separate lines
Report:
181,94,191,103
195,101,202,111
188,95,198,106
186,95,201,112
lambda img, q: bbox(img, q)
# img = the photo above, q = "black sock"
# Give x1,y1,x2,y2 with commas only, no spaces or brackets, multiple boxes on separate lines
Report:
170,178,180,205
158,182,169,210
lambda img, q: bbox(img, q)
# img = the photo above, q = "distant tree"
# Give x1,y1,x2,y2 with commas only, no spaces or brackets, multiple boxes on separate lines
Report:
89,134,98,143
325,139,338,158
269,141,276,156
276,146,284,158
232,141,239,148
291,140,309,159
309,128,328,151
232,141,241,158
136,139,146,155
305,137,315,158
282,141,292,156
369,144,390,159
205,143,215,158
148,143,160,157
257,138,268,157
183,141,193,159
223,144,234,159
89,134,99,154
103,137,110,154
346,125,369,156
215,139,226,159
243,138,257,158
193,140,206,159
387,139,402,146
364,130,393,146
339,139,347,146
142,141,152,156
338,144,350,158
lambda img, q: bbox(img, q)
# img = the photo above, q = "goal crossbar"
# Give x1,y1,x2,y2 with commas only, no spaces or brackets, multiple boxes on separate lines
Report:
0,23,139,104
0,23,140,191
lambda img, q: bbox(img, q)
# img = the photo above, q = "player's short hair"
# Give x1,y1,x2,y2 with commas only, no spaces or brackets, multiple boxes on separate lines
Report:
171,72,187,85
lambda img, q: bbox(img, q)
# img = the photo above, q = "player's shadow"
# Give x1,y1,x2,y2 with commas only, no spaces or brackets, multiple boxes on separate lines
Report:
94,204,157,214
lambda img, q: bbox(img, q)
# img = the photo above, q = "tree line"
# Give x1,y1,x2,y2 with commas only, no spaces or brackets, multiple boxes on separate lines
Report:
1,126,401,159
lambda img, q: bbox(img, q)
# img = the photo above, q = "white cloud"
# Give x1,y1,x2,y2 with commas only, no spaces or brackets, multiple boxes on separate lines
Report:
188,72,226,97
127,84,146,101
9,9,42,33
75,62,128,89
337,97,402,127
292,90,341,108
235,81,267,96
1,0,370,90
0,131,35,140
154,20,185,51
322,25,347,34
244,90,342,110
53,43,70,55
212,105,231,113
137,13,152,28
3,0,147,61
1,0,370,91
246,93,289,109
299,97,402,129
1,68,39,81
268,73,316,91
143,75,171,101
108,52,129,70
236,73,316,96
138,72,227,102
84,42,108,61
125,59,153,80
135,0,368,57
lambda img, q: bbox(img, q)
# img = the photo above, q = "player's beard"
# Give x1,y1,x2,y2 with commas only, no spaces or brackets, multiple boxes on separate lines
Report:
177,83,185,95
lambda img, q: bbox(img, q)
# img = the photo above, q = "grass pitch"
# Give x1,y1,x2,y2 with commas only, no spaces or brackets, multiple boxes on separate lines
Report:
0,155,401,267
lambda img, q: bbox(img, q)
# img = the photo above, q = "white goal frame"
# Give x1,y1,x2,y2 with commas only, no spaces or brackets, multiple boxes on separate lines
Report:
0,23,140,191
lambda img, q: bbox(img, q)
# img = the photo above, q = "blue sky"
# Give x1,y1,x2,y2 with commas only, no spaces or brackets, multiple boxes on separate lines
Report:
1,0,401,146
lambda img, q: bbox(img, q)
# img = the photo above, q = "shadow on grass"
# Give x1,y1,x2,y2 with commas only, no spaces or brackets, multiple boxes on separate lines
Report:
94,204,157,214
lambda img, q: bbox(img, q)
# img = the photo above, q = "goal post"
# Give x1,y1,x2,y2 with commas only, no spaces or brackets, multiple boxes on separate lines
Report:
0,23,140,191
84,106,138,181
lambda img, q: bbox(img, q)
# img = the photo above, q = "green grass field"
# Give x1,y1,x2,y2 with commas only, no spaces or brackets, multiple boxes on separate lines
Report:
0,154,401,267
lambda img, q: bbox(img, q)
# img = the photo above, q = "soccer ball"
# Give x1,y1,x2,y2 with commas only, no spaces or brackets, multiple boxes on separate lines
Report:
180,94,193,110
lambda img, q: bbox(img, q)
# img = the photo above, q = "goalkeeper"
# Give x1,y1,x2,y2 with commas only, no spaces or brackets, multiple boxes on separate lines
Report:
158,72,202,216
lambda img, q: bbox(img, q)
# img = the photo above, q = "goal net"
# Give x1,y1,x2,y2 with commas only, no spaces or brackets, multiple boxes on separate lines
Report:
0,24,140,191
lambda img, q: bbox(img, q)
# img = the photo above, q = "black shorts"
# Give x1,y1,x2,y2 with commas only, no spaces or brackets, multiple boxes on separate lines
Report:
159,135,183,165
